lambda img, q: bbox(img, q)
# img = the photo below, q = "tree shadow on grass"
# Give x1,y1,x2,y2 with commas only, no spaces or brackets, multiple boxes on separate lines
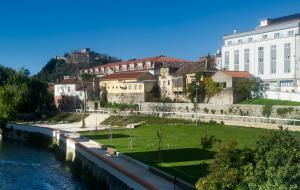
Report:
82,134,130,140
126,148,215,163
157,163,209,184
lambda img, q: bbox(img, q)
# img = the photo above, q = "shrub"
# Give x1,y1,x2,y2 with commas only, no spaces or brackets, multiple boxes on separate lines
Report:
262,104,272,117
220,109,224,114
204,107,209,114
229,107,233,113
220,121,224,125
211,109,216,114
276,107,294,117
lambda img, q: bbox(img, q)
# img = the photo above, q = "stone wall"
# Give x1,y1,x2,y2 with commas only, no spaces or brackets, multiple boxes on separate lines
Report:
108,93,145,104
141,102,300,119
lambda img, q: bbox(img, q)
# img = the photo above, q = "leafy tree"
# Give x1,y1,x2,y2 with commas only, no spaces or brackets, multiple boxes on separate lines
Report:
200,135,220,164
0,84,23,121
203,78,222,103
196,128,300,190
243,127,300,190
185,72,221,103
235,79,257,100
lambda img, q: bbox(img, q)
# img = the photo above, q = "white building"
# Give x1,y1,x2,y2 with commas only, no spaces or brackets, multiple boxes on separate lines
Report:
54,77,86,111
221,13,300,101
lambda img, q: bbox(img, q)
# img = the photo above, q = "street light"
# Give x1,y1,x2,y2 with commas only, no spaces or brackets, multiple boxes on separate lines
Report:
78,76,86,128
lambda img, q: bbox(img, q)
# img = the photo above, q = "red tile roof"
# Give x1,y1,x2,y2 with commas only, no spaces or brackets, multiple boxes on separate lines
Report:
93,55,191,69
101,71,154,80
223,71,251,78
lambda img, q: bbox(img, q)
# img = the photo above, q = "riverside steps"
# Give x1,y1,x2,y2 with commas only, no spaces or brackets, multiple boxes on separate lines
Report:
4,121,192,190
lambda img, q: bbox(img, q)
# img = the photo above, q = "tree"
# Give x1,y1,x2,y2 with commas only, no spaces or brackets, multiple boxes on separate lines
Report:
0,84,23,121
235,79,257,100
157,128,163,162
185,72,221,103
243,127,300,190
196,140,254,190
196,128,300,190
203,78,222,103
200,135,220,164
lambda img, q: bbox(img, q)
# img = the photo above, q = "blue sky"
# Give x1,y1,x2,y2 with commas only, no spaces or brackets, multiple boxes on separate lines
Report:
0,0,300,74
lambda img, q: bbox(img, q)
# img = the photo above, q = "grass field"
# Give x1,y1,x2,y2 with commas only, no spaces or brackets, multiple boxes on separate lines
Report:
80,115,300,184
240,98,300,106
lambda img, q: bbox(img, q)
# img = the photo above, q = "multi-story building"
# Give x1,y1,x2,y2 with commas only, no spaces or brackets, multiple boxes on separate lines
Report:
221,13,300,100
158,55,216,102
100,71,157,103
54,77,87,111
81,55,191,77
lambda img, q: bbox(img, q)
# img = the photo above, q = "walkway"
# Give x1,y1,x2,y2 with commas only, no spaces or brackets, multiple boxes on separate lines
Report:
35,113,110,132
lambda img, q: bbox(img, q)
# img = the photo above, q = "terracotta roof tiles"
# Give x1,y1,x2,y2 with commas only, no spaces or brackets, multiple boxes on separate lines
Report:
223,71,251,78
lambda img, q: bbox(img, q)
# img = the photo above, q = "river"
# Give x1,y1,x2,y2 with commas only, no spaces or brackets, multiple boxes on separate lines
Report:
0,139,86,190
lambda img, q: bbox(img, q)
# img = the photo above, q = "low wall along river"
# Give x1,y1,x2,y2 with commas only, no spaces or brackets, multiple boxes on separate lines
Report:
1,124,137,190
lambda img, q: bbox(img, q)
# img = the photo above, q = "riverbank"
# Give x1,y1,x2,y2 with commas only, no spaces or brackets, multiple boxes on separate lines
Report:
3,123,186,190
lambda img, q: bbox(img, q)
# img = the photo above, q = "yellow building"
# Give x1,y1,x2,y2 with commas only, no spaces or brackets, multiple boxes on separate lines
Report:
100,71,157,103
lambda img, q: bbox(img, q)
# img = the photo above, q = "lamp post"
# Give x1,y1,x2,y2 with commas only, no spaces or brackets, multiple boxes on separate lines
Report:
78,76,86,128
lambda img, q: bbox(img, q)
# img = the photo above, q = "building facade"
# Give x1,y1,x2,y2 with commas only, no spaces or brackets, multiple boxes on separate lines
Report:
221,13,300,97
54,77,86,111
211,71,252,104
81,55,191,77
100,72,157,103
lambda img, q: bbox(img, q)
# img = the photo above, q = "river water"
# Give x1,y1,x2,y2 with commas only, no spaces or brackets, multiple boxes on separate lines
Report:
0,139,86,190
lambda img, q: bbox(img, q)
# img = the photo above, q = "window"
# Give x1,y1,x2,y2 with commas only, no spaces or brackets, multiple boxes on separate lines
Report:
138,63,143,70
284,43,291,73
238,39,243,44
258,47,264,75
115,66,119,72
248,37,253,43
68,86,70,93
128,85,131,90
121,65,127,71
129,64,134,71
270,45,276,74
280,80,293,87
134,85,137,90
234,50,239,71
262,34,268,39
139,85,142,90
227,41,232,45
168,80,170,86
244,49,250,72
288,30,294,36
274,32,280,38
224,52,229,70
146,62,151,69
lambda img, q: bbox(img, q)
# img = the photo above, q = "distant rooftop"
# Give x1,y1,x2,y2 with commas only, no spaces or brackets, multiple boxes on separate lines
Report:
224,12,300,39
268,13,300,26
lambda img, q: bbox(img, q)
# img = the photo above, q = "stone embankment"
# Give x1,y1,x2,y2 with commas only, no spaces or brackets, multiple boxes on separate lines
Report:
3,123,194,190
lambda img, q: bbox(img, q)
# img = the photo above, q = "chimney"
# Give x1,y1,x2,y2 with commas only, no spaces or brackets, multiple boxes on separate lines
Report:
259,18,271,27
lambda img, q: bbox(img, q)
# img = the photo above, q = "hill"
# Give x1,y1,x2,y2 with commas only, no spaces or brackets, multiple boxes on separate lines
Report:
36,49,120,82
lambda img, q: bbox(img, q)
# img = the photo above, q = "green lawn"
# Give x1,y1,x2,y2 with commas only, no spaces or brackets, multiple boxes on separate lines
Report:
240,98,300,106
80,115,300,184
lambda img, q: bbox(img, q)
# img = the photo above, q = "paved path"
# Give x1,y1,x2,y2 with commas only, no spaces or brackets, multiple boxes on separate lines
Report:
35,113,110,132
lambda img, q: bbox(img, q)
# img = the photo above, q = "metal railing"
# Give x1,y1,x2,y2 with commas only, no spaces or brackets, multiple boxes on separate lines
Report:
124,110,300,126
